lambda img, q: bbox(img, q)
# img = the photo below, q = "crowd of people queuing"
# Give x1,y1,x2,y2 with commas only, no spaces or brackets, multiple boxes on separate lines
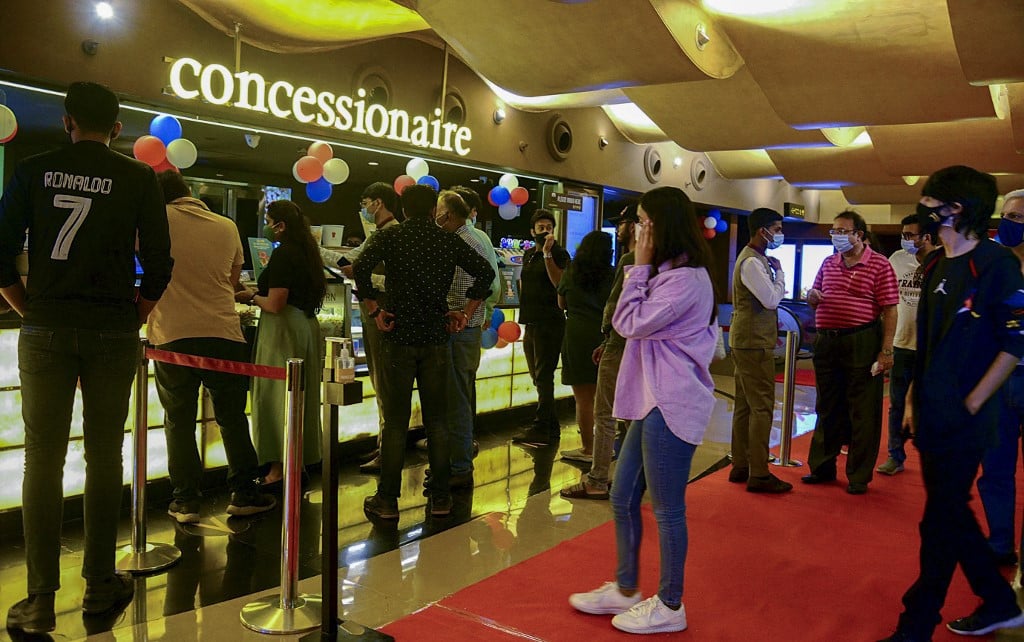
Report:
4,81,1024,641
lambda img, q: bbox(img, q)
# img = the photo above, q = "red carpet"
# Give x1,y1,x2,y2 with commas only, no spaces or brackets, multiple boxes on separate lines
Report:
383,433,1018,641
775,367,816,386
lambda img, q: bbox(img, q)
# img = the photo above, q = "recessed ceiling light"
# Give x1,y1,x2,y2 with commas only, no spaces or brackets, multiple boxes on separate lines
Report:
96,2,114,19
215,173,224,177
469,178,479,183
367,161,379,166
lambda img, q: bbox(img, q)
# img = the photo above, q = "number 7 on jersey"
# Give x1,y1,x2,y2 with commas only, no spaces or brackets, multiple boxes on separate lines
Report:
51,194,93,260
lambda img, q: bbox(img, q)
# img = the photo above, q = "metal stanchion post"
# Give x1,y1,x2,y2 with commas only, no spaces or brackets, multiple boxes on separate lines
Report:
771,331,803,468
116,340,181,574
241,358,322,635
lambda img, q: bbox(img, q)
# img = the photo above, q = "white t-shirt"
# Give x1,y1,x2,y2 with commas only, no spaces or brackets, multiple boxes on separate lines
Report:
889,249,922,351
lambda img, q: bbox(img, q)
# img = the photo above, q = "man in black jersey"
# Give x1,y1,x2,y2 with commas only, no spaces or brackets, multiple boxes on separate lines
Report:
878,166,1024,642
0,82,172,634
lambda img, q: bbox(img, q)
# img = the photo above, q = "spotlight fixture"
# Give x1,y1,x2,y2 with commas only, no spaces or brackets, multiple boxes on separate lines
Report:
96,1,114,19
598,136,609,150
493,107,506,124
673,156,683,168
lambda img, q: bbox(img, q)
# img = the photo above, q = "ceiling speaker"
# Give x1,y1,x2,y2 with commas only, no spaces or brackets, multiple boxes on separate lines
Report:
644,146,662,183
546,115,573,161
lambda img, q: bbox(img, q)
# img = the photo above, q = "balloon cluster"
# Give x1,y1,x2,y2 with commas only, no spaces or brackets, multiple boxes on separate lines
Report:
133,114,198,173
392,158,440,195
488,174,528,221
701,209,728,240
481,309,522,350
292,141,350,203
0,105,18,144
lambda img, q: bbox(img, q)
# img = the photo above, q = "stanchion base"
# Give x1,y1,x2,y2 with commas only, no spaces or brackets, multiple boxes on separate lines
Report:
770,458,803,468
240,593,322,634
115,542,181,574
299,619,395,641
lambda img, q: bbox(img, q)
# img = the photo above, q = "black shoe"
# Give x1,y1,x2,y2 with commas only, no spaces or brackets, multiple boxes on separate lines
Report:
449,471,474,489
947,607,1024,636
727,467,749,483
472,440,480,458
801,472,837,484
357,449,380,463
359,455,382,474
846,482,868,495
6,593,55,633
511,429,552,445
363,493,399,519
993,550,1019,567
747,473,793,494
167,498,201,524
227,492,277,517
877,629,931,642
430,494,453,516
82,573,134,615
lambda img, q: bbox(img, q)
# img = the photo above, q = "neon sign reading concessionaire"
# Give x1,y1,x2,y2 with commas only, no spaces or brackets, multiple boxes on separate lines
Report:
168,57,473,156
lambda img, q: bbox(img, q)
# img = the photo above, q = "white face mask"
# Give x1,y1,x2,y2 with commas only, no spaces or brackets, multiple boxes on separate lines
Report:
832,234,854,253
900,239,920,255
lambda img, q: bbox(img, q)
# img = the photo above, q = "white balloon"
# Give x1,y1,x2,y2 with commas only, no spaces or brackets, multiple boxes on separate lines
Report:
498,173,519,191
498,202,519,220
322,158,350,184
0,105,16,141
166,138,198,169
703,216,717,229
406,158,429,180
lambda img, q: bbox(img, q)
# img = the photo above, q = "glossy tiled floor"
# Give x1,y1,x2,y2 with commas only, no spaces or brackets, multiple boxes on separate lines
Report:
0,373,818,641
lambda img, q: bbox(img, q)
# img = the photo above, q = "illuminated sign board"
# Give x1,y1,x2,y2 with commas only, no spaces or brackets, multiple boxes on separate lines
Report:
167,57,473,156
544,192,584,210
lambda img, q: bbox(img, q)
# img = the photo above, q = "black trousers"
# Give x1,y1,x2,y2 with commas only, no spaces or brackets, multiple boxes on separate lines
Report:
897,449,1018,638
808,324,883,485
523,318,565,432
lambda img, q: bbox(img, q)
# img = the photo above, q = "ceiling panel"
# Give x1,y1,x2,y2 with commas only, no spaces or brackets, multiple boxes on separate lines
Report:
767,145,902,187
947,0,1024,85
869,118,1024,177
705,150,780,180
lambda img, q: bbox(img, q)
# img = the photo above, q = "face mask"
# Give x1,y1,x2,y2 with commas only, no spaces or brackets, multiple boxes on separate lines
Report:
900,239,920,255
360,205,375,224
997,218,1024,248
765,231,784,250
263,223,277,241
533,232,549,246
831,233,854,253
917,202,954,228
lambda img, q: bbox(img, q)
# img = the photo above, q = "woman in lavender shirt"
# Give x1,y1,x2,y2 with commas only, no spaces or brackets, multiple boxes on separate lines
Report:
569,186,719,635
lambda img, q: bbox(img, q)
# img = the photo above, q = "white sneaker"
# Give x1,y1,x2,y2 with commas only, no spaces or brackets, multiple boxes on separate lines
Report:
612,596,687,634
569,581,642,615
561,448,594,463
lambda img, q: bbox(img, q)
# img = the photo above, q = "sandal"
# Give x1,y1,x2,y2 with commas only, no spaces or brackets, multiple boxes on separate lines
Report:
559,482,609,500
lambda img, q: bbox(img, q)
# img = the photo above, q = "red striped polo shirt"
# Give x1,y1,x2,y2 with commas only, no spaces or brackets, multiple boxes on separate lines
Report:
812,245,899,329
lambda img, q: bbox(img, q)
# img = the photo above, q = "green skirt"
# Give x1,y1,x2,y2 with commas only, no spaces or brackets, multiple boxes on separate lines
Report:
252,305,322,466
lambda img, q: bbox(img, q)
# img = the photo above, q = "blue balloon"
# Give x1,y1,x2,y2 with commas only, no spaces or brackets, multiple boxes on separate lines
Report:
150,115,182,145
481,328,499,349
490,186,510,206
709,208,722,221
417,175,440,191
306,177,332,203
491,308,505,329
715,219,728,233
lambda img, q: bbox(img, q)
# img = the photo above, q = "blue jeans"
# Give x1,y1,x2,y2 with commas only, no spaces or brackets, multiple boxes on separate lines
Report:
978,370,1024,556
19,325,140,593
448,326,481,475
886,348,915,464
611,407,696,608
376,340,451,499
154,337,260,501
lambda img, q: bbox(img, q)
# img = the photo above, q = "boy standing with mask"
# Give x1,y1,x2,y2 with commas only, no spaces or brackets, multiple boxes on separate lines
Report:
877,214,938,476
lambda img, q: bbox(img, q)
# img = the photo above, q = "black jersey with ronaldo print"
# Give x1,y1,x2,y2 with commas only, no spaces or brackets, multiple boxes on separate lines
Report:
0,140,172,331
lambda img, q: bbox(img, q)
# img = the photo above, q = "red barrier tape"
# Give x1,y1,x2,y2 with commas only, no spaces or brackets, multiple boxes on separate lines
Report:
145,348,288,380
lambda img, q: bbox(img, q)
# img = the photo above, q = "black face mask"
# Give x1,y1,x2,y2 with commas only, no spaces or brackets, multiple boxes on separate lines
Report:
533,232,549,246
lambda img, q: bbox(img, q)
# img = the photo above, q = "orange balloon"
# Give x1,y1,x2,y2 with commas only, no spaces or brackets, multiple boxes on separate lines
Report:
703,228,716,240
393,174,416,195
497,321,522,342
307,141,333,163
133,135,166,167
295,155,323,183
495,338,509,349
152,158,179,174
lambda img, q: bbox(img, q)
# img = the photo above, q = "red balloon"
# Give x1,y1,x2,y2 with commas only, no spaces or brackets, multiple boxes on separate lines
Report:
495,338,509,349
509,186,529,206
703,228,716,240
497,321,522,343
133,135,166,167
487,190,498,207
0,124,17,144
307,141,333,163
393,174,416,195
295,155,323,183
152,158,179,174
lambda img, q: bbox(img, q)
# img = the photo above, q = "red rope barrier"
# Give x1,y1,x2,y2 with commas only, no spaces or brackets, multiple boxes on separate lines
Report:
145,348,288,380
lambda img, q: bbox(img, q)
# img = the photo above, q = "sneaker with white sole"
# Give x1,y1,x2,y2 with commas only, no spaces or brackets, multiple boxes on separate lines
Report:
946,607,1024,636
561,448,594,463
876,457,905,475
611,595,687,634
569,581,642,615
167,498,201,524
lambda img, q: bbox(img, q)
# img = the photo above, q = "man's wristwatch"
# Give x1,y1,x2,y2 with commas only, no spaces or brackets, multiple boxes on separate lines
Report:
882,348,894,356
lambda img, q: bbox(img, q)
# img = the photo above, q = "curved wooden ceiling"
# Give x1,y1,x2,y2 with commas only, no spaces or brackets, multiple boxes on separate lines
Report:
179,0,1024,206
